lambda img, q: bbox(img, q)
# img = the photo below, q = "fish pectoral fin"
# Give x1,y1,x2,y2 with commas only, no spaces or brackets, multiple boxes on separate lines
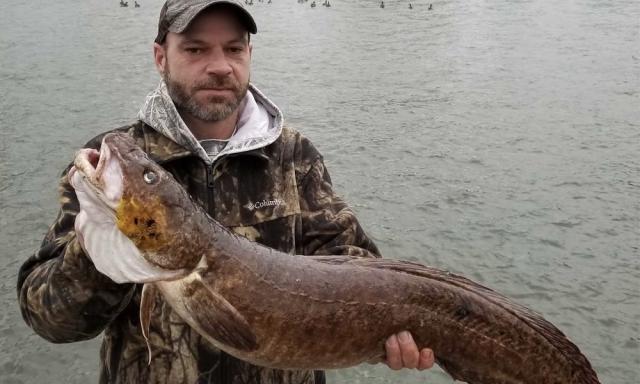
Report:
140,283,158,364
181,279,258,352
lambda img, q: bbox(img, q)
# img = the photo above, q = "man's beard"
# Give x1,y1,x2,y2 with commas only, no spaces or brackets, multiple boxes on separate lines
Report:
163,66,248,122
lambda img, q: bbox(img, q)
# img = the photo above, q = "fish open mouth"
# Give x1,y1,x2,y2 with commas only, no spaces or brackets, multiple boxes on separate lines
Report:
75,143,110,181
71,141,123,208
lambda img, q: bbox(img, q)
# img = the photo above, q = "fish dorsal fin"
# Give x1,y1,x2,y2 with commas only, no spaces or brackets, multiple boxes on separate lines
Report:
312,256,598,382
140,283,158,364
307,255,362,265
180,276,258,352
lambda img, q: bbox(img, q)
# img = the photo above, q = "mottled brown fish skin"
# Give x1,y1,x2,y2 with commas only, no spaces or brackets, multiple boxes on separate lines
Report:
104,132,600,384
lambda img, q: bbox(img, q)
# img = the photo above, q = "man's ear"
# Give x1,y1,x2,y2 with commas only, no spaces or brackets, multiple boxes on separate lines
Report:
249,43,253,58
153,43,167,75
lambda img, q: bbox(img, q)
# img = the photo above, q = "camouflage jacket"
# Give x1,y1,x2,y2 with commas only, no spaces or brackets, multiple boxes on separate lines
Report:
17,121,381,384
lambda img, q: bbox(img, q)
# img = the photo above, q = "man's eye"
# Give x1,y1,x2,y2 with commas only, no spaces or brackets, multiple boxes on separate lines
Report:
185,48,202,54
227,47,243,54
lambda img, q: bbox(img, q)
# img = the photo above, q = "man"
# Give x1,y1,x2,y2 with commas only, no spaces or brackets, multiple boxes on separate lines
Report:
17,1,434,383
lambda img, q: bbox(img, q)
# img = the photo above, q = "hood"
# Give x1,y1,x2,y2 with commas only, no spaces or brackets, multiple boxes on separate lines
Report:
137,80,284,164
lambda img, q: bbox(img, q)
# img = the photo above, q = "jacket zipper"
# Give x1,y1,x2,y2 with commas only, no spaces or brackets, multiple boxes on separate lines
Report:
207,159,236,382
206,163,216,217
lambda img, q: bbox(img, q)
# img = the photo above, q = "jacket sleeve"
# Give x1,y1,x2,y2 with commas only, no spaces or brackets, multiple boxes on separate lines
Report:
298,156,381,258
17,164,136,343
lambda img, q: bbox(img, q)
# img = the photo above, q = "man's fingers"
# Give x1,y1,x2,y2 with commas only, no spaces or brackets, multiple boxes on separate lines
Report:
385,335,403,370
69,168,85,192
74,211,87,250
418,348,435,370
385,331,434,371
398,331,420,369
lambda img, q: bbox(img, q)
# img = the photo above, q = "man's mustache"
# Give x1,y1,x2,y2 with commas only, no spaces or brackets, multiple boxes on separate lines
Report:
194,76,240,90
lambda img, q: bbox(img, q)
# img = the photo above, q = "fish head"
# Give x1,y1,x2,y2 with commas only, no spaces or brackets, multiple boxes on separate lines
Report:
72,132,207,271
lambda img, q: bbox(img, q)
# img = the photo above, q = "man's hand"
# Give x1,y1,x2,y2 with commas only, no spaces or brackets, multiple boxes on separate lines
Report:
384,331,434,370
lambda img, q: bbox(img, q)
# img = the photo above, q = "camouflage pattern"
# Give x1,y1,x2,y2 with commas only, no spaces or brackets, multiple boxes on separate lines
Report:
17,121,380,384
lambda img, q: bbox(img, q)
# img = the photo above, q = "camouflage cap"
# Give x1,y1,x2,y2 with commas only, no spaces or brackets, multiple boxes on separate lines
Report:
155,0,257,44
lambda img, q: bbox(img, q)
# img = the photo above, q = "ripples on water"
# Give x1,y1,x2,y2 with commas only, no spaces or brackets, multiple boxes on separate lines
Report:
1,0,638,383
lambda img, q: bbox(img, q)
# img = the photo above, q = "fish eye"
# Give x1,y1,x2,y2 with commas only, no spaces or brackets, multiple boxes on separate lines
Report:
143,170,158,184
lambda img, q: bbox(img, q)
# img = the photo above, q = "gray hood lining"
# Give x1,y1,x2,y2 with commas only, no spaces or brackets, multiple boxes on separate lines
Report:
137,81,283,164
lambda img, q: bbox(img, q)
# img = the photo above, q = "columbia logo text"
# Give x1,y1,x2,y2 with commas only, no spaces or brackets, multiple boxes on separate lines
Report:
246,199,285,211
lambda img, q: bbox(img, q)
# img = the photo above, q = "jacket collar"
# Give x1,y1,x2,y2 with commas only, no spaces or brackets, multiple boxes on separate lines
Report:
137,81,283,165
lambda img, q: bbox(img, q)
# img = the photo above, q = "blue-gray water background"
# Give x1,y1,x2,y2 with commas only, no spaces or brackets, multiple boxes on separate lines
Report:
1,0,638,383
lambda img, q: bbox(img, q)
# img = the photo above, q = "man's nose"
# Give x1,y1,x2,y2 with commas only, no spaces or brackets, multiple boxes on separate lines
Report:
204,48,232,76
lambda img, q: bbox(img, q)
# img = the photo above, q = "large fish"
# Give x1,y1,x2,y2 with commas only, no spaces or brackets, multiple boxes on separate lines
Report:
72,132,600,384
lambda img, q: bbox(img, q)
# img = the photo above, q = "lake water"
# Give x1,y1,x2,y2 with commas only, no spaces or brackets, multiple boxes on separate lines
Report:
1,0,638,383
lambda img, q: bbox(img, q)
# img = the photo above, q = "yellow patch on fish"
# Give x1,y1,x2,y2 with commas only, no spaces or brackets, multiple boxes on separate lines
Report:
116,195,167,252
